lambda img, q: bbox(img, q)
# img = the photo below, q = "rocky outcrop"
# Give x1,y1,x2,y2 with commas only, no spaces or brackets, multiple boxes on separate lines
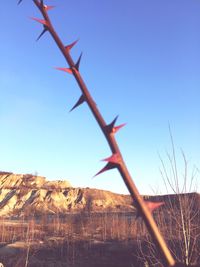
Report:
0,172,133,217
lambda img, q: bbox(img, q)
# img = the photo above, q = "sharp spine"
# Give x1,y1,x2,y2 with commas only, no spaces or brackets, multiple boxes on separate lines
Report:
105,116,118,133
94,162,117,177
55,67,73,74
65,40,79,51
31,17,48,26
102,153,121,164
112,123,126,133
36,27,47,41
70,95,85,112
75,53,82,71
44,5,55,11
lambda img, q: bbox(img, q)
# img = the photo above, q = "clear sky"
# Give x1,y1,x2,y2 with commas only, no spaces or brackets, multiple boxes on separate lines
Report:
0,1,199,194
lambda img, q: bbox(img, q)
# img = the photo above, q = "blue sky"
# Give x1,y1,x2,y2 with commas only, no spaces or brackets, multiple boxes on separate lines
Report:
0,1,199,194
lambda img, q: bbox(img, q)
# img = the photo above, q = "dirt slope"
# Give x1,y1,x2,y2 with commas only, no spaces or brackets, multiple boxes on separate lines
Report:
0,172,133,217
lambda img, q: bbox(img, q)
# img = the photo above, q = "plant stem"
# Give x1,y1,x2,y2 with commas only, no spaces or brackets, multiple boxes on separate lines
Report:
32,1,176,266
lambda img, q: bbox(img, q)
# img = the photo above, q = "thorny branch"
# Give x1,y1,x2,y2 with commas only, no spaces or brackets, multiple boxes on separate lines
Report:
17,1,198,266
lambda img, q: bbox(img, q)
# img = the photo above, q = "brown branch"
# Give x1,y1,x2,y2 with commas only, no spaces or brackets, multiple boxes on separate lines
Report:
26,0,177,266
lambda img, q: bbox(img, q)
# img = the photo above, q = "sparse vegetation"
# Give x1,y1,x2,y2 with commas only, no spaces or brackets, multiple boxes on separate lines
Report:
0,192,199,266
137,133,200,267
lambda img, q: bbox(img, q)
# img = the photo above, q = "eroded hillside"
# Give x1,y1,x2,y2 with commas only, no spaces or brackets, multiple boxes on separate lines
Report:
0,172,134,217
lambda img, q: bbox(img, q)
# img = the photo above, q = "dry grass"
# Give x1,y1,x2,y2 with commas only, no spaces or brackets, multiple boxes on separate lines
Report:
0,198,199,267
0,212,140,267
0,212,138,243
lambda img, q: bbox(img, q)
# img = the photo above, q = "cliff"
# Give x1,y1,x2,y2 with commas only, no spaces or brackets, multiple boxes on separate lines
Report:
0,172,133,217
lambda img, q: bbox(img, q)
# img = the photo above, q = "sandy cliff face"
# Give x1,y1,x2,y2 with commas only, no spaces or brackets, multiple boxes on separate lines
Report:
0,172,133,217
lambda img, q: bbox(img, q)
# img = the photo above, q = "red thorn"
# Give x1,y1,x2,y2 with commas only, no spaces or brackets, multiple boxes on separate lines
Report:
136,201,164,219
70,95,85,112
75,53,82,71
65,40,79,51
93,162,117,177
55,67,73,74
112,123,126,133
44,5,55,11
105,115,125,134
30,17,48,26
102,153,121,164
104,116,118,134
145,201,164,213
